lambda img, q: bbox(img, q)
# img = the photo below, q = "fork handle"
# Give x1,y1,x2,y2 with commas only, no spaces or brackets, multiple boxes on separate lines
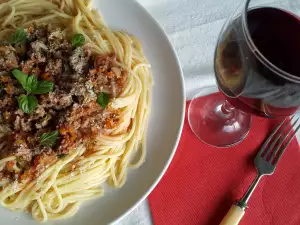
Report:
219,204,245,225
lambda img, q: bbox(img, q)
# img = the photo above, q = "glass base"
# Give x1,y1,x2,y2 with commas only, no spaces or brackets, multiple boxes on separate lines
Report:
188,86,251,147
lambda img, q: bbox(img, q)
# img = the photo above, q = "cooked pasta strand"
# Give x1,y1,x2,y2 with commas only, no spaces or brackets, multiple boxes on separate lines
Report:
0,0,152,222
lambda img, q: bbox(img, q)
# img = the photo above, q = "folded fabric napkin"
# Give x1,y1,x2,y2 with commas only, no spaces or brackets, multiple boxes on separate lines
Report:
149,96,300,225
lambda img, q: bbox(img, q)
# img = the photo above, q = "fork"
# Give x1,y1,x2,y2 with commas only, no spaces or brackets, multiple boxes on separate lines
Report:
219,116,300,225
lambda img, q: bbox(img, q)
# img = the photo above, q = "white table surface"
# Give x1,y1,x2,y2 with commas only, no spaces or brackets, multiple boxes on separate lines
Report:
113,0,239,224
114,0,300,224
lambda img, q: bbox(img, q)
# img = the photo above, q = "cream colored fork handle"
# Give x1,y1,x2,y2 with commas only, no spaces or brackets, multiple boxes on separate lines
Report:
219,205,245,225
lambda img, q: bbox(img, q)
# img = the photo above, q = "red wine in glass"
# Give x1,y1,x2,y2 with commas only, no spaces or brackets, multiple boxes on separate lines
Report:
215,7,300,117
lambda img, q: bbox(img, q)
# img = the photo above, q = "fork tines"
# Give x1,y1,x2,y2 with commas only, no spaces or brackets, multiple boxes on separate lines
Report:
258,116,300,165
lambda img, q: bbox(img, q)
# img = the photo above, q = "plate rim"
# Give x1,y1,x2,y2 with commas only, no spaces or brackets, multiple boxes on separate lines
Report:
0,0,186,224
110,1,185,224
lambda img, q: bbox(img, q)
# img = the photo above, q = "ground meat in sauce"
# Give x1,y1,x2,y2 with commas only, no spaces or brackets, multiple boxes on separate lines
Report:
29,40,48,63
0,25,128,180
70,47,91,75
0,46,19,71
89,55,128,97
5,132,32,162
45,59,63,76
40,89,73,110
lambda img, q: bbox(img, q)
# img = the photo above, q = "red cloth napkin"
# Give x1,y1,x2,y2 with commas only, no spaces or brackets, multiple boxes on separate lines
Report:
149,99,300,225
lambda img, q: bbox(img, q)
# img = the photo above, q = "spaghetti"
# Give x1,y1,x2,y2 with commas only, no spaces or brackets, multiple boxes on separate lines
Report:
0,0,152,222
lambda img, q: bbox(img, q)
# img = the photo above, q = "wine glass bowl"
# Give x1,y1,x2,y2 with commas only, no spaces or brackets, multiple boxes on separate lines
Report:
188,0,300,147
216,3,300,117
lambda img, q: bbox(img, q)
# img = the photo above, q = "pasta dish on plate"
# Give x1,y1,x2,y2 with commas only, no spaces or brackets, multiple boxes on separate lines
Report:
0,0,152,222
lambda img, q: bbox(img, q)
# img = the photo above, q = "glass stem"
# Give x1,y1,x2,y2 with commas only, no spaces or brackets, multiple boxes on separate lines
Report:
221,100,235,114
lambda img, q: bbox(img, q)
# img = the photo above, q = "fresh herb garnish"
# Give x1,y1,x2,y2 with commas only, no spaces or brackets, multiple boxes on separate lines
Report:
72,33,85,47
13,69,54,94
12,69,28,88
18,95,38,114
97,92,110,108
8,28,27,44
32,80,54,94
40,131,60,147
57,154,68,159
12,69,54,113
12,69,38,93
24,75,38,93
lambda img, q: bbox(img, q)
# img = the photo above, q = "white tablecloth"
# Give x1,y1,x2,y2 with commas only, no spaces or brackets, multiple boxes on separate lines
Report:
114,0,300,224
114,0,240,224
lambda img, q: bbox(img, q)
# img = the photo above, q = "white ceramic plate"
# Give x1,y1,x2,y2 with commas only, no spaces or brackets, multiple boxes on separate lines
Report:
0,0,185,224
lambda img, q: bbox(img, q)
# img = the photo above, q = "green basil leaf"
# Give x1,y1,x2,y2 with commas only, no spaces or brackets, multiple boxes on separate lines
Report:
12,69,28,88
72,33,85,47
40,131,60,147
32,80,54,94
97,92,110,108
24,75,38,93
12,69,53,94
18,95,38,114
8,28,27,44
12,69,38,94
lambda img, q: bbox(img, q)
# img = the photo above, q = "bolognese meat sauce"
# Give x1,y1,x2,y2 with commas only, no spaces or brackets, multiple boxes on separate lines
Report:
0,25,128,180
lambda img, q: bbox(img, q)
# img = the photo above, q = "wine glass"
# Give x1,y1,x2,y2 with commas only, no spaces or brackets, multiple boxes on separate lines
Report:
188,0,300,147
